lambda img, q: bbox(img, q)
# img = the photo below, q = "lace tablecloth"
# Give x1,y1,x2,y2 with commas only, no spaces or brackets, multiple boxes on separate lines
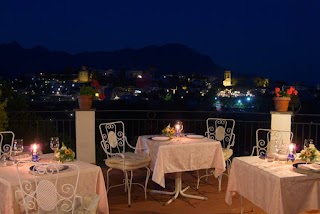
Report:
225,156,320,214
0,153,109,214
136,135,226,188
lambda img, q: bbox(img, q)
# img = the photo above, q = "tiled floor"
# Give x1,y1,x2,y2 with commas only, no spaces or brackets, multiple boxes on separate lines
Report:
102,167,267,214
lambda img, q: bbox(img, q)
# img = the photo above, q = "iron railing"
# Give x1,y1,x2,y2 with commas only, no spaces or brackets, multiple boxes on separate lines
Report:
7,110,320,165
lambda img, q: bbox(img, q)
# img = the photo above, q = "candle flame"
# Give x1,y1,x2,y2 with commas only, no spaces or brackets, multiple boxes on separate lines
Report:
32,144,37,153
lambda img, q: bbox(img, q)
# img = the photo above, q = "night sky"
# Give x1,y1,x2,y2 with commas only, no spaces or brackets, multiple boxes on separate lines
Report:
1,0,320,85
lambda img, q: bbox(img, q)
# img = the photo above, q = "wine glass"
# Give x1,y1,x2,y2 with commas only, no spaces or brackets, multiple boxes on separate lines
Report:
274,140,283,162
50,137,60,153
304,139,313,149
13,139,24,161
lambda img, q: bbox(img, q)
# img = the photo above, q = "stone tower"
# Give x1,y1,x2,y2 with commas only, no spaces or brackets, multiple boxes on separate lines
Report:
223,70,232,87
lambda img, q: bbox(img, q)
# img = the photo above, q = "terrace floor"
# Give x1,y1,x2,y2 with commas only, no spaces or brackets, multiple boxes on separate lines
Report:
102,167,267,214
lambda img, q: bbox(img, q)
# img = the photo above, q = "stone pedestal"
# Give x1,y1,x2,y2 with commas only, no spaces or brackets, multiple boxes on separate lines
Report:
75,109,95,164
270,111,293,145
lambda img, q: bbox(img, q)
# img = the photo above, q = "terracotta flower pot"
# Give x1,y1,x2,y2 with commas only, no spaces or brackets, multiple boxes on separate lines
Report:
273,97,291,112
78,95,93,110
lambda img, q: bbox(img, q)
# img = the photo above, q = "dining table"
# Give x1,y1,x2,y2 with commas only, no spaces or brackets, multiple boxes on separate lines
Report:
136,134,226,205
225,156,320,214
0,153,109,214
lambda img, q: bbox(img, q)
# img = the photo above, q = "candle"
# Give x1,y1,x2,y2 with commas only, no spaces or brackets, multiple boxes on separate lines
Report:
287,143,296,162
289,144,294,153
32,144,37,153
32,143,39,162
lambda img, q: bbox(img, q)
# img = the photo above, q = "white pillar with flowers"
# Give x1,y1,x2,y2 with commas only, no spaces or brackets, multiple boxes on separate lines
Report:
270,86,298,146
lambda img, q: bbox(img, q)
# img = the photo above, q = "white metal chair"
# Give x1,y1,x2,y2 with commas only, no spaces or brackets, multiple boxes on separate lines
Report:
0,131,15,158
99,121,151,207
197,118,235,191
15,162,100,214
251,128,293,156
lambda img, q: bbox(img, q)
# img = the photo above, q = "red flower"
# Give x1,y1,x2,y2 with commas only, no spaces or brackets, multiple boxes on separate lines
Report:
274,86,298,97
99,93,106,100
91,80,106,100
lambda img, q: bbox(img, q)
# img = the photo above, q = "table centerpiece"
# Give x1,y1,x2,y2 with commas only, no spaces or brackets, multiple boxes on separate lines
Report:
162,124,175,137
299,143,319,163
54,142,75,163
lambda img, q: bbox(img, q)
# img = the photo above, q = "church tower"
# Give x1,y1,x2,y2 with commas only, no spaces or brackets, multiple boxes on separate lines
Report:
78,66,89,83
223,70,232,87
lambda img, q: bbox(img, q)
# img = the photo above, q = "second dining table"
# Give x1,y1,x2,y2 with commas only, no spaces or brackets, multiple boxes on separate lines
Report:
136,134,226,205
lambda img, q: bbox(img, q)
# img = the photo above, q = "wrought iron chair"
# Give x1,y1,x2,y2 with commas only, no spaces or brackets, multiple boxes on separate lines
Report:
197,118,235,191
15,162,100,214
99,121,151,207
251,128,293,156
0,131,15,158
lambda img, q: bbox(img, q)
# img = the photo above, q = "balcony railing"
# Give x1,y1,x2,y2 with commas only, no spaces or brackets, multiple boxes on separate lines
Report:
7,110,320,165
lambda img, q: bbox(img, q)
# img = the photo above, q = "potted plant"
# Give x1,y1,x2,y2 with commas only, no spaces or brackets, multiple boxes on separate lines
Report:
273,86,298,112
78,80,105,110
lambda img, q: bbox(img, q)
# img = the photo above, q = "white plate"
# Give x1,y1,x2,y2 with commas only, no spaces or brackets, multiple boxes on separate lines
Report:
151,136,171,141
186,134,204,139
30,164,69,174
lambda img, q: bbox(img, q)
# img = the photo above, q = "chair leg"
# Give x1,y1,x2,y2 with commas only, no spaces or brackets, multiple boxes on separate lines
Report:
124,171,133,207
197,169,214,189
205,169,209,182
124,171,128,192
106,168,113,194
196,170,200,189
240,194,244,214
226,159,232,175
144,167,151,200
218,174,222,192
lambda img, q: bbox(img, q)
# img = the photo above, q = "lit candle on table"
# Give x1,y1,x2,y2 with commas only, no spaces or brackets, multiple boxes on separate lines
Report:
32,144,37,153
287,143,295,162
175,124,180,132
289,144,294,153
32,143,39,162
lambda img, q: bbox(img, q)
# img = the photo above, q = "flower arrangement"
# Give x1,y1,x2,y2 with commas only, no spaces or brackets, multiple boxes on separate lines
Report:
274,86,298,97
161,124,175,137
299,144,320,162
54,142,75,163
79,80,105,100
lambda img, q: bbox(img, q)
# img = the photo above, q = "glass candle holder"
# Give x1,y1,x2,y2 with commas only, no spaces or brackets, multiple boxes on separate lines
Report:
31,144,39,162
174,121,183,137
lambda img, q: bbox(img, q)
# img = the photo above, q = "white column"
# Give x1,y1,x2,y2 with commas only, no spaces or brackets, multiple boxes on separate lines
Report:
75,110,95,164
270,111,293,145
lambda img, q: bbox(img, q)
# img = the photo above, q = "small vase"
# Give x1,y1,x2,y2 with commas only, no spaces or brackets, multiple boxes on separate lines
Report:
273,97,291,112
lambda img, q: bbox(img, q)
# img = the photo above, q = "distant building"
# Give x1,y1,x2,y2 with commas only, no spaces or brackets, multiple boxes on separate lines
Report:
78,66,89,83
223,70,232,87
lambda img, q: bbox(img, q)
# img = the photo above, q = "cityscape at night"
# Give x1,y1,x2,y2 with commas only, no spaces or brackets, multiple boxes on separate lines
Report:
2,1,320,214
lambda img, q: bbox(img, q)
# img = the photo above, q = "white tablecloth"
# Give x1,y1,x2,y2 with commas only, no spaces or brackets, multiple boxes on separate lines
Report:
225,156,320,214
136,135,226,188
0,154,109,214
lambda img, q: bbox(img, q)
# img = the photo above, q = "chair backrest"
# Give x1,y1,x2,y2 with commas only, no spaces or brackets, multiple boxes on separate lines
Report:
99,121,128,158
0,131,15,158
252,128,293,156
206,118,235,149
15,162,80,214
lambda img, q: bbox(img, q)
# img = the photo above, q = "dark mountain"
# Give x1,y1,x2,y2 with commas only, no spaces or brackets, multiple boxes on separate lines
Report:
0,42,224,77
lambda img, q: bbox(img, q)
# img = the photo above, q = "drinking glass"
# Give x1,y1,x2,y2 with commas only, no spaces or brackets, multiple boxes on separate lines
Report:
13,139,24,157
304,139,313,149
50,137,60,153
274,140,284,162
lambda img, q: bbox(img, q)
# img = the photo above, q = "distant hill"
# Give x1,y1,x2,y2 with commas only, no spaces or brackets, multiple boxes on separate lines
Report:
0,41,224,77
